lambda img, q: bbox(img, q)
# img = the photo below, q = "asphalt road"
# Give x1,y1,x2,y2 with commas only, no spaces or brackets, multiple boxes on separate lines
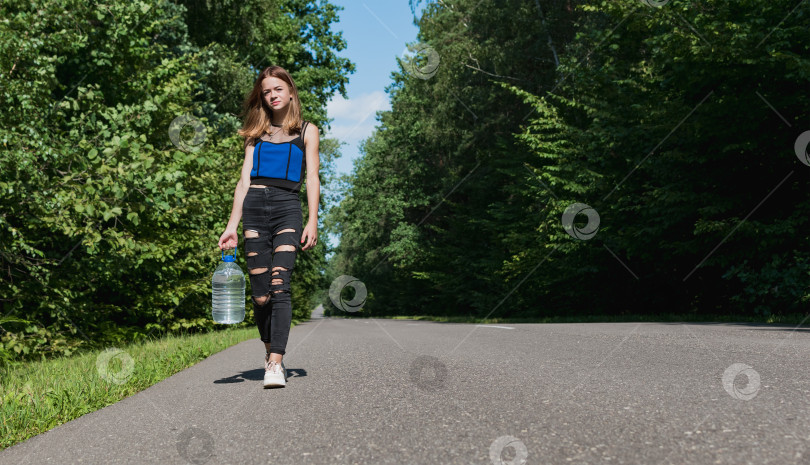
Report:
3,309,810,464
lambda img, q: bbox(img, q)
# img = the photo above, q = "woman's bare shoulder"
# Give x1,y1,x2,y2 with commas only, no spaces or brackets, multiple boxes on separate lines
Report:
303,121,319,141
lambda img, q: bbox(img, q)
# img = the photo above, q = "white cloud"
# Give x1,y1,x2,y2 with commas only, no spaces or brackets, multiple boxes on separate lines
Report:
324,91,390,148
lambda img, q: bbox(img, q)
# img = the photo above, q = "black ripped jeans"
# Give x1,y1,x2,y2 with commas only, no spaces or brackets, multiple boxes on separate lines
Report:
242,185,303,356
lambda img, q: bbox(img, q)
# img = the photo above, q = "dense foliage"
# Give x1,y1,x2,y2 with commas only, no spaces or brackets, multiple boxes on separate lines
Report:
0,0,352,362
325,0,809,318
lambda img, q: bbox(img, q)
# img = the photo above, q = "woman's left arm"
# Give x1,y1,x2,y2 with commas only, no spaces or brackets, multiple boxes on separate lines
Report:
301,122,320,251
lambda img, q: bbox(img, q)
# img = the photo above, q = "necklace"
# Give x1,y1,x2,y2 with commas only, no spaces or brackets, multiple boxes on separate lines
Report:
267,126,283,140
268,121,285,140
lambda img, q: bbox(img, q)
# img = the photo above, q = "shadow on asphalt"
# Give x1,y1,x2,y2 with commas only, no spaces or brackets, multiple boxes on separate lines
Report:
326,316,810,332
653,321,810,332
214,368,308,384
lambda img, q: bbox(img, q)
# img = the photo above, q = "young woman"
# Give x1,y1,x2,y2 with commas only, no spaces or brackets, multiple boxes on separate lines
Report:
218,66,319,388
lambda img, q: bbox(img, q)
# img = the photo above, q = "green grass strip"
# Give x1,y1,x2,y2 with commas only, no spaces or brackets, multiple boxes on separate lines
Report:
0,324,285,451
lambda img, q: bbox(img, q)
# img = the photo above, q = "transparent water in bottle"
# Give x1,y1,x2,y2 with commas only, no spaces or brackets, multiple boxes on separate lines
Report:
212,246,245,324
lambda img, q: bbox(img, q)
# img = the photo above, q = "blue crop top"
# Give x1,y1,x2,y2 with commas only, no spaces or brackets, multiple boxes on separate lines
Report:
249,120,309,193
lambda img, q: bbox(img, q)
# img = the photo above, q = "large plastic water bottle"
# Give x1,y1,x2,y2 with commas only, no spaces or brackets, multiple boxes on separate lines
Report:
212,246,245,324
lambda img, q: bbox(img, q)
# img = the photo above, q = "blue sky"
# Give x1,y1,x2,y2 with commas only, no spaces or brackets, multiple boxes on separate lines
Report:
323,1,424,178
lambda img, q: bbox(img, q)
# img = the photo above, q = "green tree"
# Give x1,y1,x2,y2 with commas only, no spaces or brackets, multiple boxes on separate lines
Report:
327,0,809,320
0,0,352,361
509,0,810,316
326,0,580,317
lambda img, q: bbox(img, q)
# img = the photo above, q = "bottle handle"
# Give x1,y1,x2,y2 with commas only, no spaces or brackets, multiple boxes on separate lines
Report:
221,245,237,261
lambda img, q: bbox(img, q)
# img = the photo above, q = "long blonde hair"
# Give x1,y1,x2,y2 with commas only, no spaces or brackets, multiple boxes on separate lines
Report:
238,66,303,148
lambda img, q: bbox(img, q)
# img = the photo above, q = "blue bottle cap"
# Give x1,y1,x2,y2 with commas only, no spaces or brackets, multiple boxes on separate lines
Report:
222,245,237,262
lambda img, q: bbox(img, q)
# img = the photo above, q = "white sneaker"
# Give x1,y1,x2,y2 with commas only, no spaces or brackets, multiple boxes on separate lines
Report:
263,359,286,388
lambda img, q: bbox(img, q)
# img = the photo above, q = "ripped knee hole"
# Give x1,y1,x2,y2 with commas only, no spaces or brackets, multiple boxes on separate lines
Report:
252,293,271,305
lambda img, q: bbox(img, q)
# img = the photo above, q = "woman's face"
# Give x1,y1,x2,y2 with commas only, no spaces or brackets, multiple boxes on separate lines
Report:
262,76,291,112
